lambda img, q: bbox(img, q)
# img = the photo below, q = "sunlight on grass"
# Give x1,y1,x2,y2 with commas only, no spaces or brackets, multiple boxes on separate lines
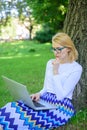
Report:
34,54,41,57
0,55,30,59
0,40,52,58
10,40,24,45
45,42,51,45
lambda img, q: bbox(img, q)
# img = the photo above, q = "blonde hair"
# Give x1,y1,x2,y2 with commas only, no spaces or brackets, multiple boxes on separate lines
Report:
52,32,78,62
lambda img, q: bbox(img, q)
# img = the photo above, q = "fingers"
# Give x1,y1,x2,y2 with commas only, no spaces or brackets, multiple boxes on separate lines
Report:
30,94,35,100
52,59,60,75
31,93,40,101
52,58,60,65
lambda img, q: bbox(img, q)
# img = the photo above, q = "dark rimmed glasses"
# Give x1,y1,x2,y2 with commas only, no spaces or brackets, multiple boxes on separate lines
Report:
52,46,67,53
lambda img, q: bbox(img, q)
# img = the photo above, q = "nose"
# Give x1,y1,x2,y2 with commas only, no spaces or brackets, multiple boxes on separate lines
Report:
54,52,60,58
54,50,60,54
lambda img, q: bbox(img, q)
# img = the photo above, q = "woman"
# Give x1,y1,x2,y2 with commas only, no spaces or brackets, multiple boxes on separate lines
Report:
0,32,82,130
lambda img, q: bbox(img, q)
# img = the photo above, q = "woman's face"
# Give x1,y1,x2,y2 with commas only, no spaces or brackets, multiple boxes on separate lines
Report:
52,44,70,63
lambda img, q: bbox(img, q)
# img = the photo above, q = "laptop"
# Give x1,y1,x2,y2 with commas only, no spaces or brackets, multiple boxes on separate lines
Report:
2,76,57,110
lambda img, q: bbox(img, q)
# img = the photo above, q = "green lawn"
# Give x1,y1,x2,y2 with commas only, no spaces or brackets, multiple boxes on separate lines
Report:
0,40,53,107
0,40,87,130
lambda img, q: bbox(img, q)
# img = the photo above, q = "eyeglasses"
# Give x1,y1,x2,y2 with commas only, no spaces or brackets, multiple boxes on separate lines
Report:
52,46,67,53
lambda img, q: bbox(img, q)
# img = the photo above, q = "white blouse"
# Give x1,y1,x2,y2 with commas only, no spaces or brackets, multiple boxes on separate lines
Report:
40,59,82,100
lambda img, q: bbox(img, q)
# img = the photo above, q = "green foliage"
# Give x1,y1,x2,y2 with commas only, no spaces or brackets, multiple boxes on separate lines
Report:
27,0,68,31
34,24,55,43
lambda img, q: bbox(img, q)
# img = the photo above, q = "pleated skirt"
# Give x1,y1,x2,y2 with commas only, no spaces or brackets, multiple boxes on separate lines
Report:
0,92,75,130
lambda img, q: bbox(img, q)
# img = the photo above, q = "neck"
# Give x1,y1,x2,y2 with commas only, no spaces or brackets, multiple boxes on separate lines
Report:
60,57,70,64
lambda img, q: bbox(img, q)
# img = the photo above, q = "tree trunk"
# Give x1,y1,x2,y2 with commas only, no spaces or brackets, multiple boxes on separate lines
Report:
63,0,87,110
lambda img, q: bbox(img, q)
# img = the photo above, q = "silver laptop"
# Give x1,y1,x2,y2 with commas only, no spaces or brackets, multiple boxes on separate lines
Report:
2,76,57,110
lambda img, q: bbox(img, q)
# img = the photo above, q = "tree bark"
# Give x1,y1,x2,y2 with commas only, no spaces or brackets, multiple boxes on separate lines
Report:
63,0,87,110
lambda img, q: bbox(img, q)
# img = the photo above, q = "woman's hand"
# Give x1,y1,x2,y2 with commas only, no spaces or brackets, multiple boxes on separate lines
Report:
52,58,60,75
30,93,40,101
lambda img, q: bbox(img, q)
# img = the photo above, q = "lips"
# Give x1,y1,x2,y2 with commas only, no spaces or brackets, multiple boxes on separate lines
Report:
56,56,59,59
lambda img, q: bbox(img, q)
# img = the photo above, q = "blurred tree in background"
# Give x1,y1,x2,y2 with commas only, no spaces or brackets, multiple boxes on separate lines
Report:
27,0,68,42
0,0,35,40
0,0,68,42
26,0,68,31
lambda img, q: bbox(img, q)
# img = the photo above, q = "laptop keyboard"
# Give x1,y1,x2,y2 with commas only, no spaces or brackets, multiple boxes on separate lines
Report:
33,101,45,107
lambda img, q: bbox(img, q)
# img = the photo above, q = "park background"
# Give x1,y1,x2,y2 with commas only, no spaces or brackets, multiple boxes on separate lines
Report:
0,0,87,129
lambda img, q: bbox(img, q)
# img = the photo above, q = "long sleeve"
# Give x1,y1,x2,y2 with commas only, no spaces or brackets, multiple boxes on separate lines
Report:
52,68,82,100
39,59,82,100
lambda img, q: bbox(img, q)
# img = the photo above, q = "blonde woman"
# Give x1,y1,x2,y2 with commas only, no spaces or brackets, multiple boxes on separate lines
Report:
0,33,82,130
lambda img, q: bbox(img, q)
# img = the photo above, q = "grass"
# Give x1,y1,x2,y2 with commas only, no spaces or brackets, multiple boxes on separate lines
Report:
0,40,87,130
0,40,53,107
